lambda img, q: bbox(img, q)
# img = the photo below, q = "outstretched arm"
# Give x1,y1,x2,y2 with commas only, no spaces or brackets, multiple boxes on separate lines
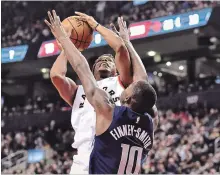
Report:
123,40,148,81
50,51,78,106
113,18,158,130
111,17,148,82
45,10,113,118
75,12,132,87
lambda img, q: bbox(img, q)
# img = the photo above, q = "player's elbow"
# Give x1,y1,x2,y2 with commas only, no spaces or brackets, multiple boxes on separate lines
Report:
50,71,64,83
50,70,58,79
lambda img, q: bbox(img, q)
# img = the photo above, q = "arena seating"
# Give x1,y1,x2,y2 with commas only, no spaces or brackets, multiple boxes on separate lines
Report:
1,1,220,174
1,103,219,173
2,1,219,47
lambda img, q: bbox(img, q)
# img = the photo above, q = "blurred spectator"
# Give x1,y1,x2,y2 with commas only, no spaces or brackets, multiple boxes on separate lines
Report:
1,121,75,174
2,1,219,47
142,106,220,174
2,103,219,174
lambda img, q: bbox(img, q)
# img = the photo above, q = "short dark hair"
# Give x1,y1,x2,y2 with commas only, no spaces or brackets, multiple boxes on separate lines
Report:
92,54,115,73
131,81,157,114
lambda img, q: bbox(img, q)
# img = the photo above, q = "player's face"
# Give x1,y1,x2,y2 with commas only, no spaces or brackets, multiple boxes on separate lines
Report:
93,56,117,80
120,83,135,106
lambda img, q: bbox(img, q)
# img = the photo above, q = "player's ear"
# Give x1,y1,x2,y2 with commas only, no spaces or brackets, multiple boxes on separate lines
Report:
124,97,131,104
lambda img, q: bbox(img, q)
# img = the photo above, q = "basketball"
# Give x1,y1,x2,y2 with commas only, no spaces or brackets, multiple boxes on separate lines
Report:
61,16,93,51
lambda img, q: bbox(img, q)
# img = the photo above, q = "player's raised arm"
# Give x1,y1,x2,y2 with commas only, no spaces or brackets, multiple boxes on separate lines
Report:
111,17,148,82
75,12,132,88
45,10,113,118
50,51,78,106
112,17,158,129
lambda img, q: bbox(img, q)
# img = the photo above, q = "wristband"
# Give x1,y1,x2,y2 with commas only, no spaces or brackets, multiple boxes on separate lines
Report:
94,23,100,31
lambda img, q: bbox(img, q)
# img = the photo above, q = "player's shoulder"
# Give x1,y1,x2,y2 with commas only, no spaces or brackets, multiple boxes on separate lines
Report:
113,105,131,117
112,106,127,121
114,105,127,112
75,84,84,93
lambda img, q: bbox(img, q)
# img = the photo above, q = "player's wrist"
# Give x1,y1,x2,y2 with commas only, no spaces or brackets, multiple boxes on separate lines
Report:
94,23,100,31
123,39,131,45
57,36,69,43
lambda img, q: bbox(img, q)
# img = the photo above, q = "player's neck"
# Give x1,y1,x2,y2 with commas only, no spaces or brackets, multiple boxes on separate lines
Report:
123,103,145,115
95,75,111,81
95,77,103,81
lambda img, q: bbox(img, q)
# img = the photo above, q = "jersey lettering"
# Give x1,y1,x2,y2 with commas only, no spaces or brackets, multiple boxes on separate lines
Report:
82,95,86,100
79,94,86,108
109,90,115,96
79,102,84,108
113,97,120,103
102,87,119,103
118,144,143,174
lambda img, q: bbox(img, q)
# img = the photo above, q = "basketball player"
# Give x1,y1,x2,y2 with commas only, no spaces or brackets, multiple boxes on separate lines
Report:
45,10,157,174
49,12,132,174
48,10,158,173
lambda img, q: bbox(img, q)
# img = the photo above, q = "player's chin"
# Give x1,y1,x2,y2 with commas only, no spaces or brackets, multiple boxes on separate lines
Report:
98,66,111,72
98,69,112,78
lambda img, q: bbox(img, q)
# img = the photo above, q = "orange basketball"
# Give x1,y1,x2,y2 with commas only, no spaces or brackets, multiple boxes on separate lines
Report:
61,16,93,51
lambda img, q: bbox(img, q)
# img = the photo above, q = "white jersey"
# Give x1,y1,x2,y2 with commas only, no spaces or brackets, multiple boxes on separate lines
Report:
70,76,124,172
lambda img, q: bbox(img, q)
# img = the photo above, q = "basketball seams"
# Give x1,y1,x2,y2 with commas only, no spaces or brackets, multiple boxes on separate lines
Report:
70,38,90,44
67,17,80,48
78,21,85,49
83,21,93,49
65,16,93,50
84,26,93,48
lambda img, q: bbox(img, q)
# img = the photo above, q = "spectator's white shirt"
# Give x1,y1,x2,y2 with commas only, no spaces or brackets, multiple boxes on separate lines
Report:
70,76,124,172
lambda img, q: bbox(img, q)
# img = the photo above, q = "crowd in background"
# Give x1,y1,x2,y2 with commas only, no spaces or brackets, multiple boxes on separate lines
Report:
156,76,218,97
2,76,219,117
1,104,220,174
1,95,71,118
142,105,220,174
2,1,219,47
1,120,75,174
1,1,220,174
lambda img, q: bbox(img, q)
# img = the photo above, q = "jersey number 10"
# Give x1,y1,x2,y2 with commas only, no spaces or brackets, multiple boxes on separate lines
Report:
118,144,143,174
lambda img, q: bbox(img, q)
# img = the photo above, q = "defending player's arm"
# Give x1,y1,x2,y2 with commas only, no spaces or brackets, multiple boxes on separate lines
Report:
118,17,158,129
112,17,158,129
45,10,113,118
123,41,147,81
75,12,132,87
111,17,148,82
151,106,159,131
50,51,78,106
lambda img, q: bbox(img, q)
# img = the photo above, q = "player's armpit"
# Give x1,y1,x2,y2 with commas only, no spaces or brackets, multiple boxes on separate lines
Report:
51,76,78,106
91,88,114,117
50,51,78,106
92,88,114,135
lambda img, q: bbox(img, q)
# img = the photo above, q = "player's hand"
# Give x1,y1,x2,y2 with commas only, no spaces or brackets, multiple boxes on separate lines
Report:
75,12,98,30
44,10,68,42
110,17,130,42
